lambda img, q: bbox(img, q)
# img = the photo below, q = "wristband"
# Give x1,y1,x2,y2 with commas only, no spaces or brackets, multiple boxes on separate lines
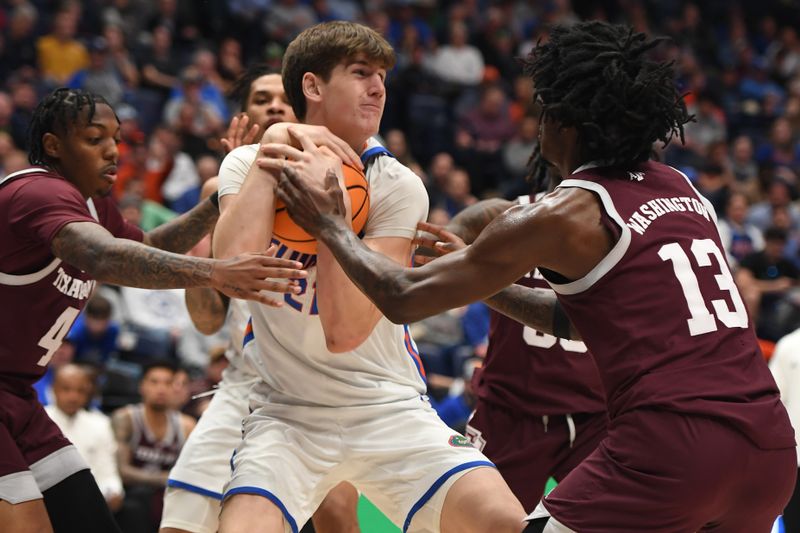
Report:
209,190,220,210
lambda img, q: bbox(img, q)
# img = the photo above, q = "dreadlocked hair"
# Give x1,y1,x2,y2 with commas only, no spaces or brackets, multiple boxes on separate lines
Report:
28,88,111,166
229,64,280,112
521,21,692,177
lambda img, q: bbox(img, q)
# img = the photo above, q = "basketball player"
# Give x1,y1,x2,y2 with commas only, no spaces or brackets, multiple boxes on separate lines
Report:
215,21,526,533
416,192,608,511
274,21,797,532
0,88,305,533
113,362,196,533
162,64,362,533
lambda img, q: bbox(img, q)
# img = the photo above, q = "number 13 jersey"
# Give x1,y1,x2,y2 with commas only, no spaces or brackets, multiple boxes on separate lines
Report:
546,160,794,450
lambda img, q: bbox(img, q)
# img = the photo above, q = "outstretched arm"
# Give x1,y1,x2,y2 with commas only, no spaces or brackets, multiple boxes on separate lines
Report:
143,196,219,253
52,221,305,305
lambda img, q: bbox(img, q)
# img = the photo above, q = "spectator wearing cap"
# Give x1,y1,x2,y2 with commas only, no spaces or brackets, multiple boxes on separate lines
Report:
163,67,224,139
36,10,89,86
67,36,126,107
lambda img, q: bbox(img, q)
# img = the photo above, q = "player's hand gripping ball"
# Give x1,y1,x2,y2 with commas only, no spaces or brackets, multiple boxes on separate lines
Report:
273,163,368,254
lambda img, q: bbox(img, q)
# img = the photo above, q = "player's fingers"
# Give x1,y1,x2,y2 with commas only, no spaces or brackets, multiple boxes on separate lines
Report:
412,236,439,250
256,156,291,172
220,138,233,153
286,127,318,153
226,115,239,138
320,137,360,170
262,267,308,279
412,254,436,266
243,123,260,145
260,142,306,161
265,244,278,256
416,221,446,237
251,291,285,307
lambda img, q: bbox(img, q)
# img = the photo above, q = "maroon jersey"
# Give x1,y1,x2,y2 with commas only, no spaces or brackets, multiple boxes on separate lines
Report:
546,160,794,450
0,167,143,392
127,404,185,473
473,196,606,416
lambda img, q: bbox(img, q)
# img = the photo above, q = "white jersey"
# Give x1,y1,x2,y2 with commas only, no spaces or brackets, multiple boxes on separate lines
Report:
218,139,429,407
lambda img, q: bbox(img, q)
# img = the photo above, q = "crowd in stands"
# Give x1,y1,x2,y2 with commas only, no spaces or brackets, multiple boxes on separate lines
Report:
5,0,800,530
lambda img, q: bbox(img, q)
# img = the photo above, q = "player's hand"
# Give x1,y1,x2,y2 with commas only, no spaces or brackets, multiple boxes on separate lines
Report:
221,113,261,153
412,221,467,266
260,123,363,170
210,249,308,306
277,166,347,237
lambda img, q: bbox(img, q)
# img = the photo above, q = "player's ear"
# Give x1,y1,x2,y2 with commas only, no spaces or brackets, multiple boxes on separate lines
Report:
302,72,323,104
42,132,61,160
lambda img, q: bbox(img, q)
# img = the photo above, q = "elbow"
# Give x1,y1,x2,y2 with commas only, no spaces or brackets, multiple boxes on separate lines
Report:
383,304,420,325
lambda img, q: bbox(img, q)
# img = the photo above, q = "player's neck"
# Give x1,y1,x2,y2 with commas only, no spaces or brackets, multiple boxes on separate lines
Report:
143,404,169,426
304,112,367,154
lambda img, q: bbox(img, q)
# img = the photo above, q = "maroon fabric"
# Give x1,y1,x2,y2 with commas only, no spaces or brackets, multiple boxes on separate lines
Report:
543,409,796,532
0,388,71,477
467,400,607,511
549,160,794,451
473,266,606,416
0,168,143,391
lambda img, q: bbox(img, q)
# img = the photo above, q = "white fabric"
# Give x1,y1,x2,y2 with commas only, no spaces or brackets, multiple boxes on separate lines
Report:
29,445,88,492
161,484,222,533
422,46,484,86
217,140,430,407
525,502,576,533
0,471,43,504
45,406,123,499
161,152,201,202
225,393,492,533
769,328,800,462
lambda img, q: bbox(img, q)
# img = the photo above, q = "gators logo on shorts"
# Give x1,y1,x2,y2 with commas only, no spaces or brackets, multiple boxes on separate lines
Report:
448,434,473,448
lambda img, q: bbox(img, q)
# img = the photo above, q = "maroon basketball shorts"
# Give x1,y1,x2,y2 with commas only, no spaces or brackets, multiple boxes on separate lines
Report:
466,399,608,511
542,409,797,532
0,388,87,503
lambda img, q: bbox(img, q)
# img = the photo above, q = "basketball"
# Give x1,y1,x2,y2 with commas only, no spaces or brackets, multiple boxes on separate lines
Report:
273,163,369,254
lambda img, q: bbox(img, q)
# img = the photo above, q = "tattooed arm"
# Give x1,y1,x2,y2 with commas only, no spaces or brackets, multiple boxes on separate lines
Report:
185,287,230,334
143,196,218,253
51,221,306,304
420,197,580,339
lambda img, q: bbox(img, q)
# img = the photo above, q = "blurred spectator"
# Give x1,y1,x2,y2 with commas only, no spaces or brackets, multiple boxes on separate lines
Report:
36,11,89,86
501,113,538,197
684,92,727,157
756,116,800,173
68,37,126,107
217,37,245,93
426,151,455,206
33,341,75,407
1,3,39,76
45,364,124,513
145,0,200,50
171,366,192,412
747,178,800,232
9,80,37,149
137,24,181,132
184,48,228,118
438,167,477,217
112,362,195,533
423,22,484,88
102,24,140,90
730,135,759,192
164,68,224,160
263,0,318,46
103,0,152,45
67,294,121,367
736,226,799,340
118,192,178,232
455,84,516,194
718,191,765,267
696,163,731,215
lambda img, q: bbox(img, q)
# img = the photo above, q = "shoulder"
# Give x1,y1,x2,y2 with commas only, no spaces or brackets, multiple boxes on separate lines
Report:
222,144,258,169
368,156,427,199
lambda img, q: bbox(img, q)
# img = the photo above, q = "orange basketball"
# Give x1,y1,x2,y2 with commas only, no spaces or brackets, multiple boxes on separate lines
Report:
273,163,369,254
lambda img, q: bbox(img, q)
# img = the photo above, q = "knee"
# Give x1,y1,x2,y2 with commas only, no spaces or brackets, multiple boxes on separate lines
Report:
313,483,360,533
219,494,285,533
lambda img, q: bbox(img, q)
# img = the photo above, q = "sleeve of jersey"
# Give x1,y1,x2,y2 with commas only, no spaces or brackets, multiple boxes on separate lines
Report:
363,160,429,240
218,144,257,197
96,197,144,242
8,180,98,244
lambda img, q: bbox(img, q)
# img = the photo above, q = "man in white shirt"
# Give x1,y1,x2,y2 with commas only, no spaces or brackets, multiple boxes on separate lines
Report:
45,364,124,512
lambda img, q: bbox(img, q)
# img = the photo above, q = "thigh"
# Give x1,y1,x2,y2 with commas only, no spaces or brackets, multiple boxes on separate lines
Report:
438,467,526,533
550,412,608,483
344,398,496,532
781,468,800,533
223,404,342,533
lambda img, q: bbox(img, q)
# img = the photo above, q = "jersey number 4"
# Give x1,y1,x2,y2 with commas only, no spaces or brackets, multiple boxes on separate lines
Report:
659,239,748,336
37,306,80,366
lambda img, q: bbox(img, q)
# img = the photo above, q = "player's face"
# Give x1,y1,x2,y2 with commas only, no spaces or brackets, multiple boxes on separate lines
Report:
316,55,386,148
53,372,92,417
246,74,297,137
56,103,121,199
140,368,175,411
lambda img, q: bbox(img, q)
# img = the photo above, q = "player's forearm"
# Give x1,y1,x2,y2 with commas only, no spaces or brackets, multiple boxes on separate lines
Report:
146,197,218,253
185,287,229,334
484,285,581,340
316,244,382,352
53,222,215,289
213,166,278,259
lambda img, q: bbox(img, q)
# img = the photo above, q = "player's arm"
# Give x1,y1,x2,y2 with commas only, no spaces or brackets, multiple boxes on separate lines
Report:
446,198,514,245
278,167,609,324
180,413,196,438
111,407,168,488
213,156,278,260
184,177,231,334
141,192,219,253
51,221,304,304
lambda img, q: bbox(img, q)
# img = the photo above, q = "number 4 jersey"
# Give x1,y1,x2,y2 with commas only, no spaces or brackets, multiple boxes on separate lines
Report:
546,160,794,450
0,168,143,393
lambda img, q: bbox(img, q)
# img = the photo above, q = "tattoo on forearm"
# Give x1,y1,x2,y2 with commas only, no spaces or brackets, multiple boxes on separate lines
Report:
147,198,218,253
484,285,580,340
53,223,213,289
447,199,514,244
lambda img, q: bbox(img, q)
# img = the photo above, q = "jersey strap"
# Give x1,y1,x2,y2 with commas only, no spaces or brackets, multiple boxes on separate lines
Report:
361,146,395,169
